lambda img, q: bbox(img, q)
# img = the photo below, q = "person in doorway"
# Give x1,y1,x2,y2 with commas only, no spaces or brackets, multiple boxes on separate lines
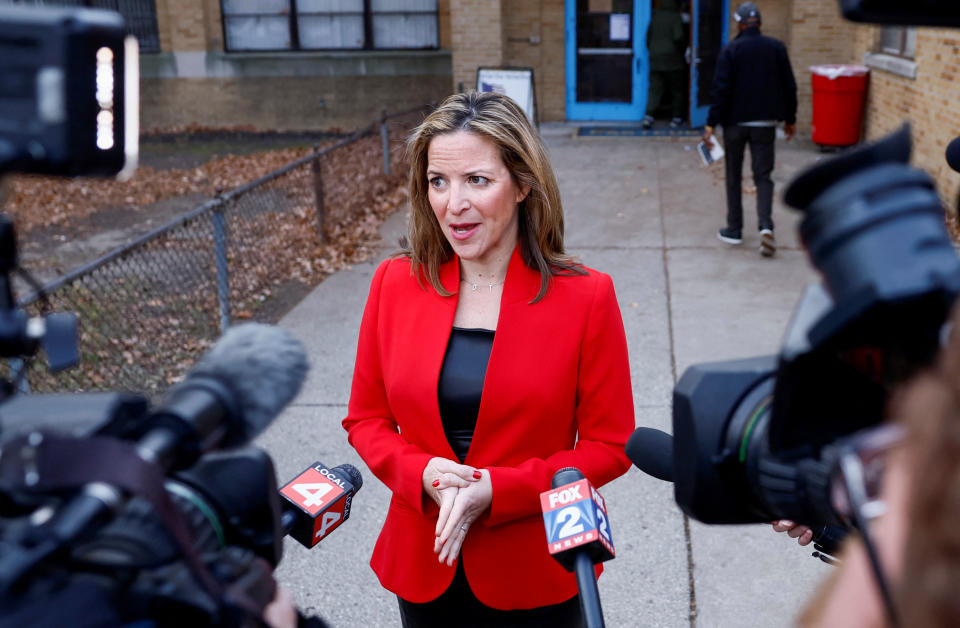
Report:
642,0,689,130
702,1,797,257
341,91,635,627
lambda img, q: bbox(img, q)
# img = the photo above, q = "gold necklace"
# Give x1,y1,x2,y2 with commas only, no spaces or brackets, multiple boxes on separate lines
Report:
460,277,505,292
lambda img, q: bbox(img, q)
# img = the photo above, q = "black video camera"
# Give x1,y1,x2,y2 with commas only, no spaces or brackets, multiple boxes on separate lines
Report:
0,5,137,178
0,7,344,627
0,393,293,627
628,4,960,559
0,3,138,390
0,317,351,627
671,124,960,531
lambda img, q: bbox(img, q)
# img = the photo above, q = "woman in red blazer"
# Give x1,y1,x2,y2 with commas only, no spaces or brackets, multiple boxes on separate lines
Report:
342,91,635,627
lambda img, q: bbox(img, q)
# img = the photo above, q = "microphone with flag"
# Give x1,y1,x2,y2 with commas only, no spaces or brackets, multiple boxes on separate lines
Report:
540,467,613,628
280,461,363,548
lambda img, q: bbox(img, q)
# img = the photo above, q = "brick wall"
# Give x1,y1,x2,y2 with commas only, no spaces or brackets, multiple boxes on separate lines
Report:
450,0,504,93
155,0,220,51
538,0,565,122
850,27,960,210
206,0,224,51
156,0,209,51
503,1,542,85
438,0,452,50
500,0,565,123
154,0,171,52
142,2,452,132
787,0,855,136
141,74,451,132
768,4,960,208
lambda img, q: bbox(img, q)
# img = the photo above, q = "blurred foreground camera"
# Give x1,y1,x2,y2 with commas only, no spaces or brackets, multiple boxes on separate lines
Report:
0,319,355,628
840,0,960,27
0,4,138,179
676,125,960,527
629,125,960,545
0,7,346,627
0,4,138,400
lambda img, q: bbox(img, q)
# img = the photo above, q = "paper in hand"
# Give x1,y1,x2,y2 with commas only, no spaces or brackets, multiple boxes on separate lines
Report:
697,139,725,166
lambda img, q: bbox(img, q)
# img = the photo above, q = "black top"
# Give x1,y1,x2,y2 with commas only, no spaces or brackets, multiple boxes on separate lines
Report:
706,27,798,128
437,327,494,463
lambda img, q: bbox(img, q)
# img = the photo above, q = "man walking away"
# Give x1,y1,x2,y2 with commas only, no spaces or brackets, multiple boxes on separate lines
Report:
702,2,797,257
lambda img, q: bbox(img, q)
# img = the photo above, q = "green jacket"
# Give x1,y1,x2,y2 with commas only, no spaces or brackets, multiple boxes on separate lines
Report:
647,9,687,72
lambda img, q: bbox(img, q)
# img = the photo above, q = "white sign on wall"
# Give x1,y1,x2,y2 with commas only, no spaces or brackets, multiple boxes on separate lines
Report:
476,67,538,128
610,13,630,41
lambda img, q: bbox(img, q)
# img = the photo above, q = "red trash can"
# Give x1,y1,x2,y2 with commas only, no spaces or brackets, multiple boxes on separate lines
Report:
810,64,870,147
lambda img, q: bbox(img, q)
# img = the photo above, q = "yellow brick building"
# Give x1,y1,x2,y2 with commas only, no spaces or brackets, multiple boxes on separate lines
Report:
124,1,959,202
141,0,452,131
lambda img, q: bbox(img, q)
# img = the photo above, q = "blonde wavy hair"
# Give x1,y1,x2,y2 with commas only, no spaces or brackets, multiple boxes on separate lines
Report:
403,91,582,303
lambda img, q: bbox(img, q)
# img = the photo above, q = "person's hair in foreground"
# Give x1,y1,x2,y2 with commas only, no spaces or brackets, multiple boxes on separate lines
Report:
799,306,960,627
889,312,960,627
404,90,583,302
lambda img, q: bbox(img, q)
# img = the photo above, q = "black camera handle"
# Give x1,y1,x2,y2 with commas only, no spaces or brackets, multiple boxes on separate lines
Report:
810,523,848,565
0,215,16,308
0,210,78,390
0,431,223,601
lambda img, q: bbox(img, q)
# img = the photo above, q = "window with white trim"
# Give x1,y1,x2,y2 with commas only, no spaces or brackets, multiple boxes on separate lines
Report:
221,0,438,52
877,26,916,59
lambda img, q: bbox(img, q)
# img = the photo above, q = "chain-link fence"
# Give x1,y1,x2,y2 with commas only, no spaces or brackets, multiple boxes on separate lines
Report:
14,106,427,397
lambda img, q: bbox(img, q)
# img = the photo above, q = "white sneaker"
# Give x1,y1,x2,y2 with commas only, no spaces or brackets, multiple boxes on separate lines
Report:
760,229,776,257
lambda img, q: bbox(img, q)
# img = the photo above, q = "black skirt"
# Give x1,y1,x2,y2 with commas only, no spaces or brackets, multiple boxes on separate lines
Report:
396,559,584,628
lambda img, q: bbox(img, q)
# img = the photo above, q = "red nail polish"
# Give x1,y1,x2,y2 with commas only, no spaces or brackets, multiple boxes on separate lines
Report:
473,470,482,479
432,479,440,487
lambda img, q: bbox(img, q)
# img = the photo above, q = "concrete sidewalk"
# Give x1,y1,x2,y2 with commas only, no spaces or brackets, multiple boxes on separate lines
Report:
256,128,833,627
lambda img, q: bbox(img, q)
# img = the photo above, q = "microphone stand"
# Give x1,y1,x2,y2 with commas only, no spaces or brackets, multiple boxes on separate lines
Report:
574,552,605,628
549,466,609,628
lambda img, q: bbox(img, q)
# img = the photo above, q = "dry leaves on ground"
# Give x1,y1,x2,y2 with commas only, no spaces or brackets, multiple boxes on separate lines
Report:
2,146,331,235
7,128,415,395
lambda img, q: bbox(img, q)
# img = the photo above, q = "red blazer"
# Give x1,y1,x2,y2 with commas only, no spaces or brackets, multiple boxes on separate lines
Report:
342,246,635,610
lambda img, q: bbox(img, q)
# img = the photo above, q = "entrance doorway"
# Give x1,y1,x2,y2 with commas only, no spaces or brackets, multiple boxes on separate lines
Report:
689,0,729,127
565,0,649,120
565,0,729,126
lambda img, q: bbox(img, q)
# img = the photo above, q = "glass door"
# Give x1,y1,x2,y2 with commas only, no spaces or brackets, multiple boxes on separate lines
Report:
566,0,649,120
689,0,729,127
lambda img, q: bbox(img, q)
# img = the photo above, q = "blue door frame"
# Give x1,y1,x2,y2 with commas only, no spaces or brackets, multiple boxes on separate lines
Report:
565,0,650,121
566,0,730,125
689,0,730,127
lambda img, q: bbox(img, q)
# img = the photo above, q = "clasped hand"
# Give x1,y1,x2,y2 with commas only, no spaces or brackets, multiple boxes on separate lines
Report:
421,457,492,566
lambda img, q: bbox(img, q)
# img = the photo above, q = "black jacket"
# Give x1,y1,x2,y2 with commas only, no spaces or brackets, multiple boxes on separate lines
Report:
706,27,797,128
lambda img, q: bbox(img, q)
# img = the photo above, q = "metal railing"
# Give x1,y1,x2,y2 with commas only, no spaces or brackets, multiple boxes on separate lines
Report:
13,106,428,397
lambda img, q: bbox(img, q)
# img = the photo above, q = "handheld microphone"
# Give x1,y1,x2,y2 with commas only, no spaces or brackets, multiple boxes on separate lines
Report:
625,427,674,482
946,136,960,173
280,462,363,548
540,467,613,628
625,428,852,567
137,323,309,470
